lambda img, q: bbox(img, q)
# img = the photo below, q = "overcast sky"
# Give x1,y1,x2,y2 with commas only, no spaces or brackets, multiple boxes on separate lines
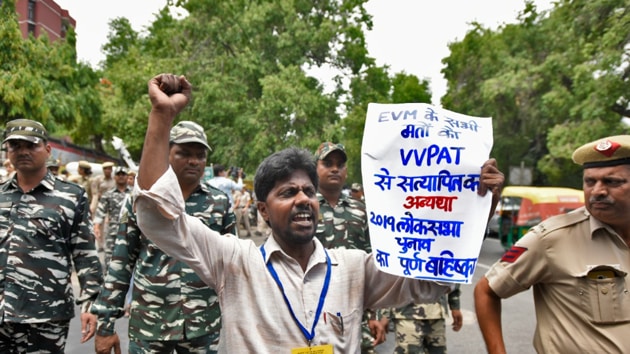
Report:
55,0,553,105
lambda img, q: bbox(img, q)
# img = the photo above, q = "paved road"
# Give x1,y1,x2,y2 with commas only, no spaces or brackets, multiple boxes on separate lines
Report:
67,236,537,353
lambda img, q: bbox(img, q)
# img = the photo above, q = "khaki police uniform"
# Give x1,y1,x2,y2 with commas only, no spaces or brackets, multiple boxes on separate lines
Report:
485,134,630,353
486,207,629,352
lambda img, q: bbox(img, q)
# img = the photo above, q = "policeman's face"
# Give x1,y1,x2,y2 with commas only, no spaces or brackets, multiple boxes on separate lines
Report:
583,165,630,230
258,169,319,248
169,142,207,187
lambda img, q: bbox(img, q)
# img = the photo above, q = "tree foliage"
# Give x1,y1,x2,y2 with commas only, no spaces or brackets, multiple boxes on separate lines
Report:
99,0,379,176
0,0,102,148
96,0,435,181
7,0,625,190
341,68,432,184
442,0,630,188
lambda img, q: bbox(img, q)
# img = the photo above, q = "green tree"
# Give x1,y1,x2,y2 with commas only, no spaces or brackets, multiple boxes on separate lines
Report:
99,0,377,176
101,17,139,68
441,0,629,187
341,68,432,185
0,0,103,151
0,0,46,122
98,10,185,157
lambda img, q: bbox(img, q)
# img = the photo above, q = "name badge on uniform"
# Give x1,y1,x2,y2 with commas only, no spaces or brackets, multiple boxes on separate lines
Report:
291,344,334,354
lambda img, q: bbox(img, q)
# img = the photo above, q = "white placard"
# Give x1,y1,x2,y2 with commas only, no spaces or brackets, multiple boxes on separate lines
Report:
361,103,493,284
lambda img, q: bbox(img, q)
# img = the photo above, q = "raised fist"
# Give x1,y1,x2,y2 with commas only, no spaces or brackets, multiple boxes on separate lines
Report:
157,74,183,96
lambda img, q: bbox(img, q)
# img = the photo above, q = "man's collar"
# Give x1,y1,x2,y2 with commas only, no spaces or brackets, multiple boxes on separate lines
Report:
262,235,332,268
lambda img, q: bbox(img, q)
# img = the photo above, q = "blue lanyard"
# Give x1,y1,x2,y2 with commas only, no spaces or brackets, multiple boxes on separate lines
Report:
260,244,331,344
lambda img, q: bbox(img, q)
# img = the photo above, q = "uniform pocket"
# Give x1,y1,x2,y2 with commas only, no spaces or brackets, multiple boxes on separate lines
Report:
578,265,630,324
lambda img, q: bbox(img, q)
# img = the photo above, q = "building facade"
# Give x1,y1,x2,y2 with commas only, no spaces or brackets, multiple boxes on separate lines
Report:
15,0,75,42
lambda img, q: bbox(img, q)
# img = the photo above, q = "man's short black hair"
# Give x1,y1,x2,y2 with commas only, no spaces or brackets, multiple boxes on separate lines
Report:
254,147,318,202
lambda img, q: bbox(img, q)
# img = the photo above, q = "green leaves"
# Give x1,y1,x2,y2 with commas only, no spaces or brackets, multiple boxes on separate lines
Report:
98,0,379,176
441,0,630,187
0,3,101,145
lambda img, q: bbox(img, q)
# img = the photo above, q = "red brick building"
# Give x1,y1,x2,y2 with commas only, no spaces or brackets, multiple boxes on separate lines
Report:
15,0,75,42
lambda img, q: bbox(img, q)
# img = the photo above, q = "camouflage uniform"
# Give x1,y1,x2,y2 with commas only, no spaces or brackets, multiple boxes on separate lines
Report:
91,183,235,352
390,286,461,354
315,192,371,251
93,186,131,271
315,192,377,353
0,172,103,352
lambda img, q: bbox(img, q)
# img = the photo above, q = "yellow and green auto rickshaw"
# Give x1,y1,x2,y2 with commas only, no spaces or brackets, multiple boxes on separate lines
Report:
498,186,584,250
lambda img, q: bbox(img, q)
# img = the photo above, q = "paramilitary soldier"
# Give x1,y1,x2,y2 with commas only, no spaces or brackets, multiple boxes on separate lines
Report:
93,166,131,273
91,121,236,354
389,286,462,353
0,118,103,352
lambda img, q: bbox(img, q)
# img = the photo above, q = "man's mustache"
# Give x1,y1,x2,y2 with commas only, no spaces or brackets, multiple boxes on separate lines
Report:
589,196,613,204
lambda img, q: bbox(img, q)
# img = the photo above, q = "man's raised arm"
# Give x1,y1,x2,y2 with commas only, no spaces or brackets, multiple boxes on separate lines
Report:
138,74,192,190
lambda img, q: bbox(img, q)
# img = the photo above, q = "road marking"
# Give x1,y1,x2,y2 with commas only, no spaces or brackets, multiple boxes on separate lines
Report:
476,262,490,270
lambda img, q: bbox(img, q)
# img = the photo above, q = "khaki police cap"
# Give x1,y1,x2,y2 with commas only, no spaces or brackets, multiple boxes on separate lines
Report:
78,160,92,169
3,119,48,144
101,161,115,168
572,135,630,168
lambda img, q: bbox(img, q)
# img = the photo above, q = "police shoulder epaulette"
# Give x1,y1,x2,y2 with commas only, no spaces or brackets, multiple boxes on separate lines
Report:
529,208,588,236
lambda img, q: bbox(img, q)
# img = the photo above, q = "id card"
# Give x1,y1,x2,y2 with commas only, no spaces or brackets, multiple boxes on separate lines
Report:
291,344,334,354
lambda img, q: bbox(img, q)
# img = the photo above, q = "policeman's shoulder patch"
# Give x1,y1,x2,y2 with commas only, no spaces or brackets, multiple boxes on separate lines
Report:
500,246,527,263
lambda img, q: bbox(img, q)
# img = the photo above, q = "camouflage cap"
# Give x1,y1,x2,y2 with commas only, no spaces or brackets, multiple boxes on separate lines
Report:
314,142,347,162
351,182,363,191
3,118,48,144
46,157,61,168
169,121,211,150
572,135,630,168
114,166,127,175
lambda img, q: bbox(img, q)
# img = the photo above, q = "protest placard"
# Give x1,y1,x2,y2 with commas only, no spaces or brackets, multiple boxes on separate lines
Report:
361,103,493,283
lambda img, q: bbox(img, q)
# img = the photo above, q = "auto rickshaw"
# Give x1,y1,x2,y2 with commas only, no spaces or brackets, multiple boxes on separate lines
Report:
498,186,584,250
